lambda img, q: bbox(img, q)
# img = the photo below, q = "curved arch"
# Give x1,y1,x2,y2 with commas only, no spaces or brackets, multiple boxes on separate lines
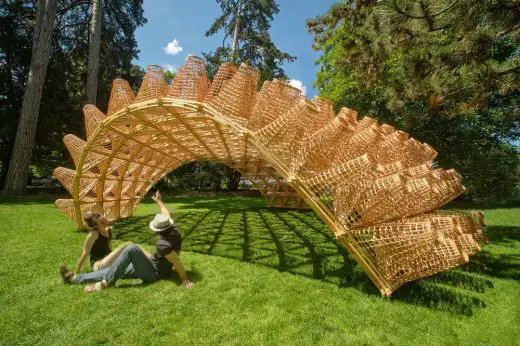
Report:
53,57,487,296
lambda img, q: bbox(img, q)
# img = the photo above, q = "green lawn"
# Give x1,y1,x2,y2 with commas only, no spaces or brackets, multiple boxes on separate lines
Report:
1,197,519,345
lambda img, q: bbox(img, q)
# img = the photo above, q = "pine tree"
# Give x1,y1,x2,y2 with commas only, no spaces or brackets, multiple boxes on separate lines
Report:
203,0,296,82
86,0,103,105
2,0,58,196
308,0,520,200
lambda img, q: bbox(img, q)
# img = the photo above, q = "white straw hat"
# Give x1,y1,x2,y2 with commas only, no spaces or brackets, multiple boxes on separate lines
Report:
149,214,174,232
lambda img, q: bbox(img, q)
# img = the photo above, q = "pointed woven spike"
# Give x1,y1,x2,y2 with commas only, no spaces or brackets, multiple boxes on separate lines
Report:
55,199,77,221
377,161,404,176
292,115,355,175
248,79,301,131
310,96,335,133
53,167,76,195
355,116,379,131
332,124,381,166
107,78,135,116
404,163,432,177
134,65,168,103
400,138,437,167
304,153,374,188
371,131,409,165
168,55,210,101
349,220,438,285
63,134,86,168
209,63,260,122
254,97,318,169
337,107,359,126
83,104,105,139
205,63,238,102
336,173,406,228
380,124,395,134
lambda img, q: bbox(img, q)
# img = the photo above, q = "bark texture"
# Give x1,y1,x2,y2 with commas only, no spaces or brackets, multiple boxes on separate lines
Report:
231,0,242,64
86,0,103,105
1,0,58,196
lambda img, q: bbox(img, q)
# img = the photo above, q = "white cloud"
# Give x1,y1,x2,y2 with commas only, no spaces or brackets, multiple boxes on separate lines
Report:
163,39,183,55
163,64,177,72
288,79,307,96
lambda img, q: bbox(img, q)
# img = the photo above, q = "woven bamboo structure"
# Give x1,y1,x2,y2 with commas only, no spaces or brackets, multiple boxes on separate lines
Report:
53,56,488,296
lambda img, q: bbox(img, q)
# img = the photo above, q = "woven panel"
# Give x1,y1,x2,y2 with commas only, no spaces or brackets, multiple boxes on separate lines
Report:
209,63,259,124
107,79,135,116
168,56,210,101
248,80,301,131
134,65,168,103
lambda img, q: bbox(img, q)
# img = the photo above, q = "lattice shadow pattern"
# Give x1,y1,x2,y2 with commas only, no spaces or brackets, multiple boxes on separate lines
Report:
53,56,488,296
113,205,493,315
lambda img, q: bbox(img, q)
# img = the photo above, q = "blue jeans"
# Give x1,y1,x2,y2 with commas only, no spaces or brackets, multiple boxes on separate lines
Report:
74,244,157,286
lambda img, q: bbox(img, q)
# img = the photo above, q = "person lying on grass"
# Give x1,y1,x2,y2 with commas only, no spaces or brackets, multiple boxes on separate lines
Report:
72,212,130,274
60,190,194,292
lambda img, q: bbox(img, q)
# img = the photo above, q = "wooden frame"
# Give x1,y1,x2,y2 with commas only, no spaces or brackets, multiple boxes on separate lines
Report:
54,57,488,296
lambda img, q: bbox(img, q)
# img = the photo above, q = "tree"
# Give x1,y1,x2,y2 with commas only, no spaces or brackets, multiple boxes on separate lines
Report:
1,0,58,196
86,0,103,105
0,1,35,188
0,0,146,192
308,0,520,200
203,0,296,82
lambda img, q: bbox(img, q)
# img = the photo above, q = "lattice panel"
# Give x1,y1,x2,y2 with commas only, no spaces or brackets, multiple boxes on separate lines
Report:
54,58,487,296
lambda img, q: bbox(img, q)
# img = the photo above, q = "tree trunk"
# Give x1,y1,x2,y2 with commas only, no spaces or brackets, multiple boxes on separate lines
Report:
1,0,57,196
226,166,241,191
86,0,103,105
231,0,242,64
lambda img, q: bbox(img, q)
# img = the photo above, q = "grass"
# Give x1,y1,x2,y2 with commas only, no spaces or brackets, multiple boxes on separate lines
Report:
0,196,519,345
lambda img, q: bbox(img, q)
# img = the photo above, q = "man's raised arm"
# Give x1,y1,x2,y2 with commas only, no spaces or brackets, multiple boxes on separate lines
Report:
151,190,170,217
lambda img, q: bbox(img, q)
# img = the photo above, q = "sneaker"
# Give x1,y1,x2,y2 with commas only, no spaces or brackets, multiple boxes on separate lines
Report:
59,264,74,284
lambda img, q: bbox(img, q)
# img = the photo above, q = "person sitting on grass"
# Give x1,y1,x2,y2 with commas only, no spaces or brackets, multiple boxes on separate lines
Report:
60,190,194,292
73,212,130,274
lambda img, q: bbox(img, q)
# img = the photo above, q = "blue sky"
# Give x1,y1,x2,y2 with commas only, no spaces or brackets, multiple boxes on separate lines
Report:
133,0,338,97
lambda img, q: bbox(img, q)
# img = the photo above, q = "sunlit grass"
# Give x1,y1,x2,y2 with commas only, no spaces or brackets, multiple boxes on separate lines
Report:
0,197,519,345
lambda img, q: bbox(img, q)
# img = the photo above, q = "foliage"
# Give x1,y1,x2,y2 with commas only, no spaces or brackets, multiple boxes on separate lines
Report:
308,0,520,200
203,0,296,83
157,161,242,192
0,0,146,187
164,70,175,84
1,196,519,343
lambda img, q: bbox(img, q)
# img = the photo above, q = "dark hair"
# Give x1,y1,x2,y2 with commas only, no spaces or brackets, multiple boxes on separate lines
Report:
82,213,102,232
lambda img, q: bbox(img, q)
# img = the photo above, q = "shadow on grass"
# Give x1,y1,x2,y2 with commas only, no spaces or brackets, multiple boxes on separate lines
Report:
114,268,204,289
456,225,520,282
112,206,514,316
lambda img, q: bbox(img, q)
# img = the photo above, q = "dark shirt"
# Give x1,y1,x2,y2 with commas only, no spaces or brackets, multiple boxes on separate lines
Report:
89,228,112,266
150,225,182,279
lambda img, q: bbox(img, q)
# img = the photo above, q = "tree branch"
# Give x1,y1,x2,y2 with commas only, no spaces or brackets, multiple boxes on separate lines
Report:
392,0,427,19
498,65,520,76
431,0,459,17
57,0,90,15
497,23,520,37
59,21,89,31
